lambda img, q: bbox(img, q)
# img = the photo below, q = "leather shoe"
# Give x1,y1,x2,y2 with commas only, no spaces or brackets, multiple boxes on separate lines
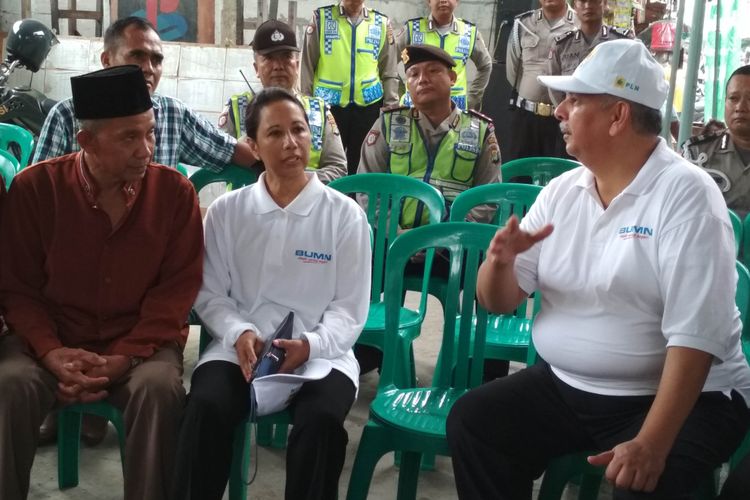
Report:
81,414,108,447
38,412,58,446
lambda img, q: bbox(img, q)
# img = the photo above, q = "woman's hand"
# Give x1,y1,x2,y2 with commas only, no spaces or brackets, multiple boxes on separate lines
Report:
235,330,265,382
274,338,310,374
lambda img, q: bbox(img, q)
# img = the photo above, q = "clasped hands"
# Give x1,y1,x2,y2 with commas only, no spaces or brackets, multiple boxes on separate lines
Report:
41,347,131,404
235,330,310,382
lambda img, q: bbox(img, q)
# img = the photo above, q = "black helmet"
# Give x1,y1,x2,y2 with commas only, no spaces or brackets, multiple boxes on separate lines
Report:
6,19,59,73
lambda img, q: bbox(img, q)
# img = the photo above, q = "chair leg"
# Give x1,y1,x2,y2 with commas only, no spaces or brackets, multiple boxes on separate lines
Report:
228,421,251,500
57,409,82,489
346,423,393,500
396,451,421,500
271,423,289,449
256,421,273,446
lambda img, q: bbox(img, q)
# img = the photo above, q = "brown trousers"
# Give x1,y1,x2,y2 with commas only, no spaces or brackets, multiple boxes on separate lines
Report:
0,334,185,500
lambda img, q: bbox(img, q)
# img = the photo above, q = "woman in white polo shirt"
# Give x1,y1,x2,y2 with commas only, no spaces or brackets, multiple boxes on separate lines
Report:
171,88,371,500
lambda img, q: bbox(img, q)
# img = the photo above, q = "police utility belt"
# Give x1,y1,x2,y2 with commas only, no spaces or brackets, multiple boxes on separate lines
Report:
512,96,553,117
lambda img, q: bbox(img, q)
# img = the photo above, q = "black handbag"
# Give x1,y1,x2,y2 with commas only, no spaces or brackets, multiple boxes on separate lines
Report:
252,311,294,378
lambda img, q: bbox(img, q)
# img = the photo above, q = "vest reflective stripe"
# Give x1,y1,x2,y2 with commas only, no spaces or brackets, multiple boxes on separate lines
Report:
384,109,487,227
301,95,325,170
230,92,255,138
227,92,325,170
403,18,476,110
313,6,387,107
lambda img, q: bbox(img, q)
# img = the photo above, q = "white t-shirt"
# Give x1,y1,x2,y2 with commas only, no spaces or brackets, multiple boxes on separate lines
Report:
516,139,750,403
194,173,372,388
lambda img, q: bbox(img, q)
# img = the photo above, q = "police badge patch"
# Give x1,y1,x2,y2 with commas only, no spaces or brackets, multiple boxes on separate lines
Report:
366,130,380,146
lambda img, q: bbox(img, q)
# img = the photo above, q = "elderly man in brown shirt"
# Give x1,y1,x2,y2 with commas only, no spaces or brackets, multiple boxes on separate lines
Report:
0,65,203,500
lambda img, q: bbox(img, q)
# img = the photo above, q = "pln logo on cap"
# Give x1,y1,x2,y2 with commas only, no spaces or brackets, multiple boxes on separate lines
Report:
613,76,640,92
271,29,285,42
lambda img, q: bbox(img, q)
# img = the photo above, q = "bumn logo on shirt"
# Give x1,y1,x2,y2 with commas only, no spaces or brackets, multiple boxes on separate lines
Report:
618,225,653,240
295,249,332,264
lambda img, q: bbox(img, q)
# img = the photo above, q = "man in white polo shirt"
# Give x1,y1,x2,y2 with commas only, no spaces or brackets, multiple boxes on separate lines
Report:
447,39,750,499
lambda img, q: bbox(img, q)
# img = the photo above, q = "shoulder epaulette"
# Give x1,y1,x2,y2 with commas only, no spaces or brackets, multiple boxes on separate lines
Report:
683,130,726,147
381,104,409,114
460,18,476,27
370,8,388,19
468,109,493,123
554,30,576,43
406,16,422,24
609,26,633,38
515,9,535,20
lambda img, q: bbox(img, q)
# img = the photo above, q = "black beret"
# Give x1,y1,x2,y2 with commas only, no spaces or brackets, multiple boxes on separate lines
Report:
251,19,299,55
401,44,456,72
71,65,152,120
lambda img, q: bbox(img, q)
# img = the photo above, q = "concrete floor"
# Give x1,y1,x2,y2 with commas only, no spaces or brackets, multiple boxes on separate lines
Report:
27,295,602,500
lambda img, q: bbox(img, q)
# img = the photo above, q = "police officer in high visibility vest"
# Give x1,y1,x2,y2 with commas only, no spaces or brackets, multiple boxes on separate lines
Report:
396,0,492,111
219,20,346,184
301,0,399,175
359,44,500,228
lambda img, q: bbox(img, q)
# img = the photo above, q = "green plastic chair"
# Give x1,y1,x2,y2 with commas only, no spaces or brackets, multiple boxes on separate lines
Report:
0,123,34,170
536,260,750,500
189,163,261,192
501,156,580,186
0,149,18,189
729,209,742,257
57,402,126,489
329,173,446,386
447,183,543,365
346,222,497,500
741,214,750,269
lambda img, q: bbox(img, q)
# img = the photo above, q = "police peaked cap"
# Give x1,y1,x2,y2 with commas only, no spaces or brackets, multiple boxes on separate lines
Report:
402,44,456,72
71,65,152,120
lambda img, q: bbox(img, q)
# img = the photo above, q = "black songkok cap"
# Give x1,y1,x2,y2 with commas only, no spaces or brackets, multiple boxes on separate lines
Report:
251,19,299,55
401,44,456,72
71,65,152,120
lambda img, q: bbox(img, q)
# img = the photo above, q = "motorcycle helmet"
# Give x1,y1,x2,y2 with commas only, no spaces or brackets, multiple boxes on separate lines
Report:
6,19,59,73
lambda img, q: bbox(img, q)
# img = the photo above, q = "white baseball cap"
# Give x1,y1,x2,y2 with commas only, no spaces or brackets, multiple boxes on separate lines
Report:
538,39,668,110
252,358,332,416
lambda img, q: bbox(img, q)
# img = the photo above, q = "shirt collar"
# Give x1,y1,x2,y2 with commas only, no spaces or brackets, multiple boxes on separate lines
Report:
339,3,368,19
74,152,142,208
412,104,461,133
427,15,458,33
252,172,323,215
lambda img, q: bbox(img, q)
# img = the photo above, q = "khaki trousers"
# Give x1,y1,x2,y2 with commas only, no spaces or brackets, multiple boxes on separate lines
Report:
0,334,185,500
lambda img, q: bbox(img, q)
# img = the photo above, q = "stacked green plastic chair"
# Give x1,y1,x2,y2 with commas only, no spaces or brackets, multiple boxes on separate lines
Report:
346,222,496,500
0,149,18,189
501,156,580,186
0,123,34,170
329,173,446,386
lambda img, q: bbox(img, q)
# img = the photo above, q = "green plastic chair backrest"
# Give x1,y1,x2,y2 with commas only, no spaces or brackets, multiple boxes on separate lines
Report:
328,173,446,303
0,123,34,170
450,183,543,225
736,261,750,344
188,164,261,192
176,163,190,177
501,156,580,186
729,209,742,257
381,222,496,391
0,149,18,189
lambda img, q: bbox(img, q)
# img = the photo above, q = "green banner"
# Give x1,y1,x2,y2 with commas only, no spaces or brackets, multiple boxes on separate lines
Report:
703,0,741,121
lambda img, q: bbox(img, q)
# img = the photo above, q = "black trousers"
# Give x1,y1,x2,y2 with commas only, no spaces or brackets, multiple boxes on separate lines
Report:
331,102,382,175
505,107,570,162
446,361,750,500
171,361,356,500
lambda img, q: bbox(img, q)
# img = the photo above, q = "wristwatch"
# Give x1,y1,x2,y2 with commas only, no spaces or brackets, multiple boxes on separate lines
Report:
129,356,144,369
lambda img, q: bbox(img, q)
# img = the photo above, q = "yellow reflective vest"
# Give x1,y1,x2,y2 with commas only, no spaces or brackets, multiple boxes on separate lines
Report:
383,107,489,227
313,5,388,107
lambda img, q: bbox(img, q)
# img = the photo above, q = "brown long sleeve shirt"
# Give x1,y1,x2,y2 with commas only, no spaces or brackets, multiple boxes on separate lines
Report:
0,153,204,359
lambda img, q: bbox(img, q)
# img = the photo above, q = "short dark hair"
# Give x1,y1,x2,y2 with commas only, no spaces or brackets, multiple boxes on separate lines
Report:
243,87,309,140
103,16,158,52
600,95,662,135
726,65,750,92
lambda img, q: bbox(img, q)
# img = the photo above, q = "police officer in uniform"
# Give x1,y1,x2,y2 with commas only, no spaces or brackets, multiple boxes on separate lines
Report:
219,20,346,183
396,0,493,111
358,44,501,376
301,0,399,175
547,0,632,106
683,65,750,218
506,0,577,160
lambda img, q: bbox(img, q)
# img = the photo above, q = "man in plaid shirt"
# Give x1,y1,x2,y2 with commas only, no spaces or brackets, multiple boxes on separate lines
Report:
32,16,257,172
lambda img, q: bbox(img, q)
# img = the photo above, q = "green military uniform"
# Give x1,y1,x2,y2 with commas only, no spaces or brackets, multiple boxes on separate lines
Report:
358,105,501,227
683,130,750,218
396,15,492,111
547,25,632,105
218,91,347,184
